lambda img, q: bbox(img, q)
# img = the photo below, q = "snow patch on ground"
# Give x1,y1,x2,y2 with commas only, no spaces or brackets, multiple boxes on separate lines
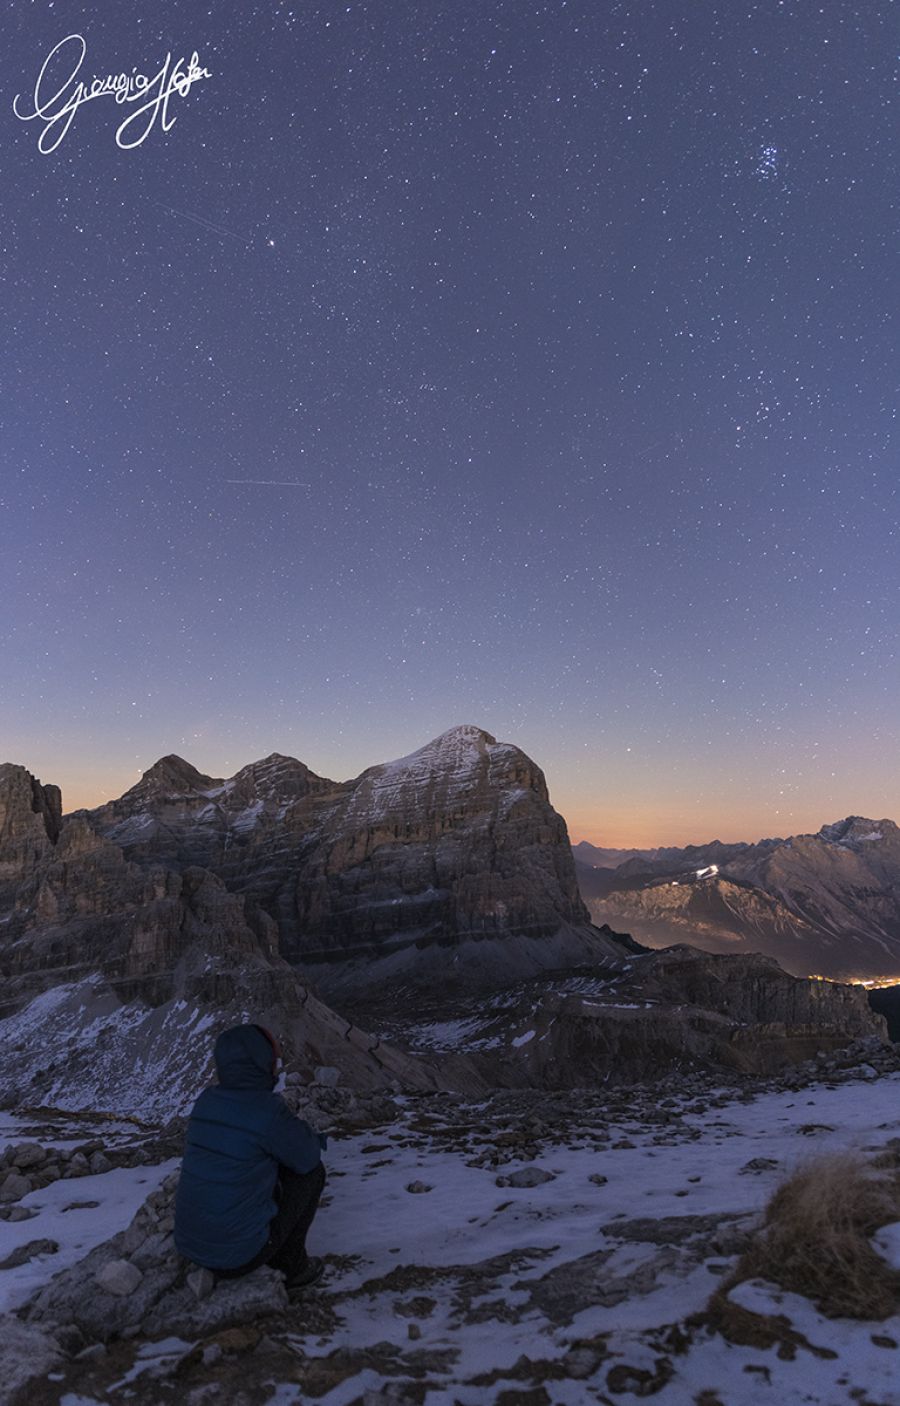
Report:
0,978,215,1117
0,1160,176,1313
286,1072,900,1404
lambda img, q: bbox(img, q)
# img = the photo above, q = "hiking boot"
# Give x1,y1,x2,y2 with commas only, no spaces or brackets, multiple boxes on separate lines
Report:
286,1256,325,1294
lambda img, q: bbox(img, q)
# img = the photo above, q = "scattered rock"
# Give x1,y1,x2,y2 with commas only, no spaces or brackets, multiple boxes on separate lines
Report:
187,1267,217,1300
315,1066,342,1087
0,1172,32,1203
740,1158,779,1174
405,1181,432,1194
0,1238,59,1271
11,1142,46,1169
393,1296,437,1318
497,1168,556,1189
89,1150,112,1174
75,1342,107,1361
563,1345,605,1379
95,1259,144,1298
606,1357,674,1396
143,1265,288,1339
588,1174,608,1186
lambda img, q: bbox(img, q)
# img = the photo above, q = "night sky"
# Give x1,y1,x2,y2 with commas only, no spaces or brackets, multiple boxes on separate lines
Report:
2,2,897,845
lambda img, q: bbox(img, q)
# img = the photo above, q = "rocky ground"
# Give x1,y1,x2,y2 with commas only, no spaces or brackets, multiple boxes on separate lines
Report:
3,1038,900,1406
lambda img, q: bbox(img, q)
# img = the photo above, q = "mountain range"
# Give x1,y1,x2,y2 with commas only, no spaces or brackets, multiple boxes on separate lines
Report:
575,816,900,980
0,728,888,1114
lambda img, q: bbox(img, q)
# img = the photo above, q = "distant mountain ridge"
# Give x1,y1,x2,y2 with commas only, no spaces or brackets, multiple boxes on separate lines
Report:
575,816,900,979
572,840,680,869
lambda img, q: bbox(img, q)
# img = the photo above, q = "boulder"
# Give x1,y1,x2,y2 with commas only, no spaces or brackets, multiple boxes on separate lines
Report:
6,1206,36,1222
0,1172,31,1203
497,1167,556,1188
142,1265,288,1339
24,1178,288,1345
11,1142,46,1169
95,1259,144,1297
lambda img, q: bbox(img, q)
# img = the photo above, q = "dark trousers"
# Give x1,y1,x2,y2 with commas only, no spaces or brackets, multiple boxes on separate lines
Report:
218,1162,326,1282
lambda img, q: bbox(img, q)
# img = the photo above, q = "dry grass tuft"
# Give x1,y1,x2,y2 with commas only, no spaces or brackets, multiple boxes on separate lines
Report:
721,1152,900,1320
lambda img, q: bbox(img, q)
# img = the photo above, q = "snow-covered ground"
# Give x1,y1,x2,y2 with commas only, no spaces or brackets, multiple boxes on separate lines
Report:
0,1161,177,1314
8,1070,900,1404
291,1074,900,1405
0,978,228,1117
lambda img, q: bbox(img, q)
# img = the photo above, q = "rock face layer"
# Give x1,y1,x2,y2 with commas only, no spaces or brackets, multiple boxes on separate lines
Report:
0,762,482,1116
74,725,632,993
576,816,900,980
373,946,888,1089
0,764,62,883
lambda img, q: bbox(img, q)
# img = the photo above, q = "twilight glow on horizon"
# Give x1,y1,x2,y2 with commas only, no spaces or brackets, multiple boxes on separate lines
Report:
1,2,897,849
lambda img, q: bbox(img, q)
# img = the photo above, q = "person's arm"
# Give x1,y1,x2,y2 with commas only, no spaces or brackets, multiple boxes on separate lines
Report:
264,1098,324,1174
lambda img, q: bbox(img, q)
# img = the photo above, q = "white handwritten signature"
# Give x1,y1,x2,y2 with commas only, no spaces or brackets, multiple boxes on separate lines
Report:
13,34,211,154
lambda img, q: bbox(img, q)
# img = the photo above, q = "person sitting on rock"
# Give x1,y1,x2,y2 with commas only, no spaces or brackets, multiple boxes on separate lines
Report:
174,1023,327,1292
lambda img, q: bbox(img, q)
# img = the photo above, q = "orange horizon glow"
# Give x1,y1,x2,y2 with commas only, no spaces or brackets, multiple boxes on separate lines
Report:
53,778,889,851
11,720,897,854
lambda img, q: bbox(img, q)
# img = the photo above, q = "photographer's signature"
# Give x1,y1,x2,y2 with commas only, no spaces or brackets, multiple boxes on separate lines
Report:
13,33,211,153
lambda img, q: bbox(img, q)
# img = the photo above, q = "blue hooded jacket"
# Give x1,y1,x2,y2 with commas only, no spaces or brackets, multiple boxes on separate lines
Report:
174,1024,324,1270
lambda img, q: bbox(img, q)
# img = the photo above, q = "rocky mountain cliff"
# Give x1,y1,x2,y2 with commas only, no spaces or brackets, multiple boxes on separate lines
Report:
0,763,62,883
576,817,900,979
0,727,632,1112
0,761,480,1116
73,725,631,995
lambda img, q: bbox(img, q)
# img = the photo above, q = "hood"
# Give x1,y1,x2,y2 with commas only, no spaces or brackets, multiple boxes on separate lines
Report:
213,1024,277,1090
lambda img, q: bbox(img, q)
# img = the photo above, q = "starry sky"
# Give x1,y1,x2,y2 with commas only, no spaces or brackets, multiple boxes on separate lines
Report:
2,2,897,846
